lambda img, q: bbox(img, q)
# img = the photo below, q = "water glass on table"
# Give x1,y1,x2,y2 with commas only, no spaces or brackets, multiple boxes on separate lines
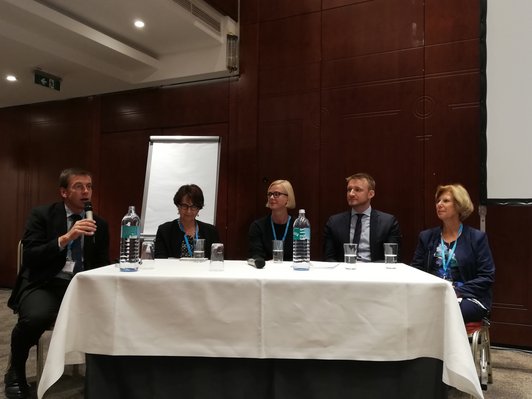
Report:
140,240,154,260
384,243,398,268
139,239,155,269
194,238,205,260
272,240,284,263
210,243,224,271
343,243,358,269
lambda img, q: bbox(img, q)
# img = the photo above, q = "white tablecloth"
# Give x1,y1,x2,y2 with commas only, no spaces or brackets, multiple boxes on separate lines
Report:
38,260,483,399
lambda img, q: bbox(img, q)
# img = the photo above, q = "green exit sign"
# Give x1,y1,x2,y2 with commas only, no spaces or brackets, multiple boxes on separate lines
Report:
34,72,61,91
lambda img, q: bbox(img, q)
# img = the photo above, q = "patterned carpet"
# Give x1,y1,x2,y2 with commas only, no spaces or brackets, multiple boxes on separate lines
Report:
0,289,83,399
1,287,531,399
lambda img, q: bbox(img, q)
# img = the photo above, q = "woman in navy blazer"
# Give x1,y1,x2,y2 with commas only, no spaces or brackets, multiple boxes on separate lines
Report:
411,184,495,323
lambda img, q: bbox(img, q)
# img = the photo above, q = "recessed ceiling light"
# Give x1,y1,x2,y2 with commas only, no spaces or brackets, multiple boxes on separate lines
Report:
134,19,145,29
6,75,17,82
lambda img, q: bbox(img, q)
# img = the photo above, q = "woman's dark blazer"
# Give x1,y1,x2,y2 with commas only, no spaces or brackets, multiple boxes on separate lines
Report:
154,219,220,259
411,224,495,311
248,215,294,261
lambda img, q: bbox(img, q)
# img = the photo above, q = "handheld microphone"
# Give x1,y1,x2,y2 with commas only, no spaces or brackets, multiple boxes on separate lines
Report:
84,201,94,221
247,258,265,269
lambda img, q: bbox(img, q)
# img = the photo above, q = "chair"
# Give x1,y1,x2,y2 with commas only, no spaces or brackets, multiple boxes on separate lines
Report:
16,240,53,387
466,318,493,390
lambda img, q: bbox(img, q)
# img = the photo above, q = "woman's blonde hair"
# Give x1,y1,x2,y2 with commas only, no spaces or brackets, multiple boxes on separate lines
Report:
266,179,296,209
435,184,474,221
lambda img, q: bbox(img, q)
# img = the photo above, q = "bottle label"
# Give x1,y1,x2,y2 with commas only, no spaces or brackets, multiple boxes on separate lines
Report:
293,227,310,240
121,225,140,239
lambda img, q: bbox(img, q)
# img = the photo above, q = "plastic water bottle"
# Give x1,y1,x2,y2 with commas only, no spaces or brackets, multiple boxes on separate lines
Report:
120,205,140,272
292,209,311,270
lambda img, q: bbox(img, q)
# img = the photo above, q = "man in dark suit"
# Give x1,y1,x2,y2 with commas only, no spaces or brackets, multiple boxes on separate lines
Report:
4,168,110,399
323,172,401,262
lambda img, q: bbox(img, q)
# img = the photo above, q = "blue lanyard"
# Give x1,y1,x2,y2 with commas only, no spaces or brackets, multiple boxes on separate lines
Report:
178,220,199,257
440,224,463,274
270,215,291,242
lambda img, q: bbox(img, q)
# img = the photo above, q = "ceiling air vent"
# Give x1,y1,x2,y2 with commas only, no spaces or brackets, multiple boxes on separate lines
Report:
173,0,222,33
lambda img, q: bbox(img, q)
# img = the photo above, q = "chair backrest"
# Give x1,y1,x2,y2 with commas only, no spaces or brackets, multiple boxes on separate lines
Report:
17,240,23,273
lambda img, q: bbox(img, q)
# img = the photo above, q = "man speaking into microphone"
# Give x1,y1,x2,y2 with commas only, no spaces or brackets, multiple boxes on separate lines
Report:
5,168,110,399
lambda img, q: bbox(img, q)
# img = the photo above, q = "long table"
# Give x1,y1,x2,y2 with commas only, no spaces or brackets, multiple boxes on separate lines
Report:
38,260,484,399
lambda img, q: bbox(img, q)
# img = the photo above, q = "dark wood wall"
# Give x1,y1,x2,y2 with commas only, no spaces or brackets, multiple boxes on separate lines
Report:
1,0,531,347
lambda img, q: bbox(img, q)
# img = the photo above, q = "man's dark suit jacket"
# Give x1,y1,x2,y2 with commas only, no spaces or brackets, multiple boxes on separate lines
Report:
154,219,220,259
323,209,401,262
8,201,110,311
410,224,495,310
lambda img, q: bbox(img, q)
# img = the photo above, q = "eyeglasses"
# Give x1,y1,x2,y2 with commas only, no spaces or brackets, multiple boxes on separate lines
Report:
178,204,200,211
267,192,288,199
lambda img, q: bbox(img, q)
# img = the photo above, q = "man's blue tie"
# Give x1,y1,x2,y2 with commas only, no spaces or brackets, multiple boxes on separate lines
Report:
69,214,83,274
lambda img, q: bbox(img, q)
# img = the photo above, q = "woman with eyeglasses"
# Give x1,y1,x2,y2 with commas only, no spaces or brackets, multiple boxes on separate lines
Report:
248,179,296,261
154,184,219,259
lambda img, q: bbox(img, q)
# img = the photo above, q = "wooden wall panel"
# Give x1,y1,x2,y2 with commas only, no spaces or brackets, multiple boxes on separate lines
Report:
320,0,425,262
101,89,162,133
257,9,321,257
98,129,158,262
0,108,28,286
160,81,230,127
423,72,481,203
226,20,260,260
321,79,424,262
256,93,321,256
486,205,532,347
206,0,239,21
26,100,96,205
322,0,375,10
259,63,320,96
425,40,480,74
322,48,424,89
425,0,480,44
258,0,320,21
258,12,321,69
240,0,259,24
322,0,424,60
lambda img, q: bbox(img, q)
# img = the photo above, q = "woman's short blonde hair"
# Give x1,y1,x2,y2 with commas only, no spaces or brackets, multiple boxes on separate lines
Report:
435,184,474,221
266,179,296,209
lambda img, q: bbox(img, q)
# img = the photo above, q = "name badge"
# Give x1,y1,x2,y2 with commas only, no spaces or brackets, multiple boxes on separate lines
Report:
62,260,76,273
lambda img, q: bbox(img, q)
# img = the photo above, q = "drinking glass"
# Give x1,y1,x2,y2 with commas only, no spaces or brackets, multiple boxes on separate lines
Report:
272,240,284,263
384,243,398,268
194,238,205,260
210,243,224,271
139,239,155,269
343,243,358,269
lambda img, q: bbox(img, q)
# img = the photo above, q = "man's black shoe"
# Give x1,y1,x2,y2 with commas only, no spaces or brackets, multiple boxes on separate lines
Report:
4,367,30,399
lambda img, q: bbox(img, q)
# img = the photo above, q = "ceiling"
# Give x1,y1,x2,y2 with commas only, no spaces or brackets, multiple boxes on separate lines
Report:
0,0,238,109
